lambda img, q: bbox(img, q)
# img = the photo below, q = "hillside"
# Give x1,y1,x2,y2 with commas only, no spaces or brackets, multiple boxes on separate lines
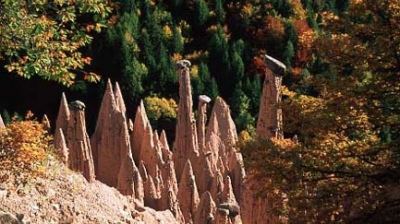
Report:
0,156,177,224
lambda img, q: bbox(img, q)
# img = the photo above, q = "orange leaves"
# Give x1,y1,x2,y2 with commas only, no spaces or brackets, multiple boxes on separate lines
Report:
249,56,267,75
294,20,315,64
248,15,285,50
0,112,51,182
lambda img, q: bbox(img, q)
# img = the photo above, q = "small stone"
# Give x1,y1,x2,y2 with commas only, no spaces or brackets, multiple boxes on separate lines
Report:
69,100,86,111
0,211,21,224
0,189,7,199
52,204,60,211
217,203,240,218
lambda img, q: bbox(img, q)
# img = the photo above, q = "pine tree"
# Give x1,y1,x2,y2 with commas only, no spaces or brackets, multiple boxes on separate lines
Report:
213,0,226,23
195,0,210,27
170,25,184,54
208,24,231,98
100,1,146,111
157,43,178,98
230,82,255,133
196,62,219,100
283,40,295,67
230,46,245,88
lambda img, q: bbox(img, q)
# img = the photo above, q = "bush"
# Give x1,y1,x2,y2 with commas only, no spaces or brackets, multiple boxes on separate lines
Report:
144,96,178,123
0,112,51,184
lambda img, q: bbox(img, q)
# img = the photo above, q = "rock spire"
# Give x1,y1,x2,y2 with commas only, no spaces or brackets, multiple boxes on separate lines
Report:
91,80,134,188
256,54,285,140
0,114,4,129
173,60,199,181
66,100,95,182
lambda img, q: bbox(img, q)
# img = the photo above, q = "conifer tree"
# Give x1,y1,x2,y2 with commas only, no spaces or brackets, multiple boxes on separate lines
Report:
104,4,146,110
213,0,226,23
195,0,210,27
196,62,219,100
230,82,255,133
170,25,184,54
208,24,231,98
283,40,295,67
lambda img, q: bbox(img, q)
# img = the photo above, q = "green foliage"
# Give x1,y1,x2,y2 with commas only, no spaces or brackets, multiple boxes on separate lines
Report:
170,25,184,53
195,0,210,26
208,24,231,97
213,0,226,23
0,0,111,85
106,7,147,109
1,110,11,125
194,62,219,100
230,82,255,133
243,75,262,116
283,40,295,67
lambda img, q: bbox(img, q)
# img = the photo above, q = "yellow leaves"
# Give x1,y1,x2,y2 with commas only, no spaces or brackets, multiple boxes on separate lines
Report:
291,0,307,20
281,85,296,98
144,96,178,121
320,11,340,24
241,4,254,18
83,72,100,83
238,130,252,145
172,53,182,62
163,25,173,38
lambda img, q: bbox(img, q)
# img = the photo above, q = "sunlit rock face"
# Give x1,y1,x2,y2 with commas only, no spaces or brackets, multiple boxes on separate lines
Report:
256,54,285,140
173,64,199,182
54,93,70,147
90,80,135,189
51,56,286,223
66,100,95,182
54,128,69,165
0,114,4,129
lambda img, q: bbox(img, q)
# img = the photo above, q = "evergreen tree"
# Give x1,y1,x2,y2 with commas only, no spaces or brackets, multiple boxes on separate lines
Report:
205,77,219,102
208,24,231,98
139,31,157,76
195,0,210,27
1,110,11,125
230,46,245,88
157,43,178,98
105,6,146,110
230,82,255,133
243,75,262,117
285,21,297,45
213,0,226,23
196,62,219,100
306,6,319,29
169,25,184,54
283,40,295,67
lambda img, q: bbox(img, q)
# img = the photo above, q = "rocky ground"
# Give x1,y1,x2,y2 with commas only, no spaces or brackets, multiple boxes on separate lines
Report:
0,155,178,224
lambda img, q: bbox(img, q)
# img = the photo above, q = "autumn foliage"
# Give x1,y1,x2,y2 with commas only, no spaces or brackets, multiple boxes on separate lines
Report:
0,112,51,183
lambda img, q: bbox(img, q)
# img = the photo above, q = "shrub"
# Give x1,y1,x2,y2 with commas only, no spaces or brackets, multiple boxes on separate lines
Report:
0,111,51,184
144,96,178,123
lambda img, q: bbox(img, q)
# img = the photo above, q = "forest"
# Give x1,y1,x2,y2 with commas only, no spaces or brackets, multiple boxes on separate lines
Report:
1,0,399,222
